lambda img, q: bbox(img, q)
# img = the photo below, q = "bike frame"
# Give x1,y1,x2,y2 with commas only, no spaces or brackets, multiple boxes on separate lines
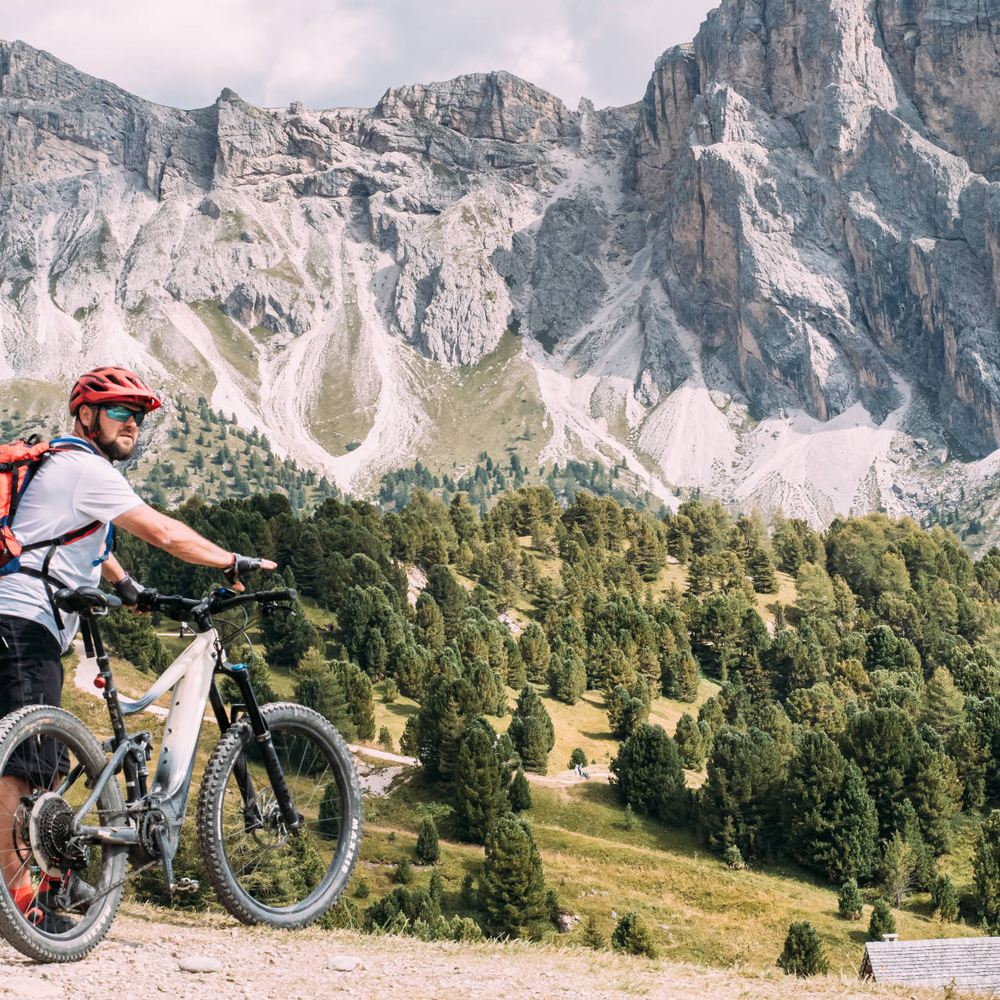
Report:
70,604,294,893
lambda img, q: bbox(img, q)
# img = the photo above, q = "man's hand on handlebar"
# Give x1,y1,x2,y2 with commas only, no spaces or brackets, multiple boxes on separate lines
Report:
112,573,148,608
222,553,278,592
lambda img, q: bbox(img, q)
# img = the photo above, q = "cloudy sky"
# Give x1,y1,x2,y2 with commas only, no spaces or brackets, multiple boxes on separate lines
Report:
4,1,717,111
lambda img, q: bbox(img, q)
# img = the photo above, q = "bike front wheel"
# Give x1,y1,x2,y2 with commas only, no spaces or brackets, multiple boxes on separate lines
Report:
0,705,127,962
196,702,362,927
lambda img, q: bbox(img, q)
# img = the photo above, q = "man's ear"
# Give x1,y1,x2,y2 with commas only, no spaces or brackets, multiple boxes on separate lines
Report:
78,405,97,436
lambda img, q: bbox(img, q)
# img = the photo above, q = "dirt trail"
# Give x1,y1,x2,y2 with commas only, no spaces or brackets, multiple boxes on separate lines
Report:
0,906,953,1000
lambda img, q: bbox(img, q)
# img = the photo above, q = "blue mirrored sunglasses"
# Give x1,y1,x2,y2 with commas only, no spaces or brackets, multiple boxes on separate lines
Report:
102,405,146,426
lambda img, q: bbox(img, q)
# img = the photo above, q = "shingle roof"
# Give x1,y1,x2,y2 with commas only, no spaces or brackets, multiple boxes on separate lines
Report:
862,937,1000,988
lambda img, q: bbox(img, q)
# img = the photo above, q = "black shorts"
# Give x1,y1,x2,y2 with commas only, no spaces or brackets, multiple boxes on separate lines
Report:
0,616,67,784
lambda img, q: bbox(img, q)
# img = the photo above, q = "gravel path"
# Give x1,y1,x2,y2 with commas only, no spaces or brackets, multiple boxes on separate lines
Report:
0,906,950,1000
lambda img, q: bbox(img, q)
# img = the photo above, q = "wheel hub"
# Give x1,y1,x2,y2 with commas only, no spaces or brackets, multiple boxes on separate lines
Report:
248,790,289,849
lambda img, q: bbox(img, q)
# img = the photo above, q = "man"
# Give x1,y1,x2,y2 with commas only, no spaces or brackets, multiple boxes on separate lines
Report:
0,365,276,928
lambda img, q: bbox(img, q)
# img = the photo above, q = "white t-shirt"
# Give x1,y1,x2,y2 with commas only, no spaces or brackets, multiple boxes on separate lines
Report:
0,438,143,651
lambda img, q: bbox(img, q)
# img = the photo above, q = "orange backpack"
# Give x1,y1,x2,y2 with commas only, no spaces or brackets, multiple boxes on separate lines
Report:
0,436,103,578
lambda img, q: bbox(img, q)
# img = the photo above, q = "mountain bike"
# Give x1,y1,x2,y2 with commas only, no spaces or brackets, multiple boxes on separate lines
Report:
0,584,362,962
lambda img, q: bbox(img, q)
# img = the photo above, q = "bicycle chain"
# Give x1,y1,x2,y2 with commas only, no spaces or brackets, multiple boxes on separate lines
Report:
63,860,161,913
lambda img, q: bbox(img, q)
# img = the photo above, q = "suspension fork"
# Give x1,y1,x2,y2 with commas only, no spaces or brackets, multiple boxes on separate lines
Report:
222,666,301,833
209,679,260,830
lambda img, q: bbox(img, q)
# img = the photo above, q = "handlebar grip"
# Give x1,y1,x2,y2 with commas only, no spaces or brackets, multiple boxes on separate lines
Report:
253,589,297,602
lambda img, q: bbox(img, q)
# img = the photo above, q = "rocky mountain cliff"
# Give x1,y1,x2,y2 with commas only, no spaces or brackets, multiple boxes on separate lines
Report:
2,0,1000,542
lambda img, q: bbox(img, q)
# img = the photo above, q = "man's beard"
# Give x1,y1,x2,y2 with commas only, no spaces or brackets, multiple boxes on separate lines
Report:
99,432,136,462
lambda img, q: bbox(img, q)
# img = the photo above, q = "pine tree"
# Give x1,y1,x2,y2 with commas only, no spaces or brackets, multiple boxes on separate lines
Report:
507,686,555,775
931,875,959,922
776,921,829,977
784,731,878,882
548,651,587,705
479,814,547,937
424,564,467,638
452,722,507,844
747,545,778,594
509,767,532,812
921,667,965,739
674,712,704,769
581,914,606,950
880,831,916,906
837,879,863,920
973,809,1000,932
699,727,784,861
867,899,896,941
610,723,686,824
518,622,551,683
395,855,414,884
606,680,650,739
429,867,444,907
261,594,318,668
416,816,440,864
414,593,446,650
293,652,357,741
332,659,376,741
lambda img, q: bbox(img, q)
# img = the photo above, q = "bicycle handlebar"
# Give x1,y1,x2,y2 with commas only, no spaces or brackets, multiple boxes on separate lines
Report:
136,588,297,620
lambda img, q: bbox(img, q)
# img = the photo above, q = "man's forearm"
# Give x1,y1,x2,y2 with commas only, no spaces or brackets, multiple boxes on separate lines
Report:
156,520,233,567
113,504,233,568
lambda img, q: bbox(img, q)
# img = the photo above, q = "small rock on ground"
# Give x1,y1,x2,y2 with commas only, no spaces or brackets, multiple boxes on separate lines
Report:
327,955,361,972
177,955,223,974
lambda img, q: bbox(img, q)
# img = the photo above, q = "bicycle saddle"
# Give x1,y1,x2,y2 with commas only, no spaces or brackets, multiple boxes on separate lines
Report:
53,587,123,614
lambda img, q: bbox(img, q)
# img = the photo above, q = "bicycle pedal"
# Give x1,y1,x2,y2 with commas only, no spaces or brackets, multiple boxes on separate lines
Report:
172,878,200,894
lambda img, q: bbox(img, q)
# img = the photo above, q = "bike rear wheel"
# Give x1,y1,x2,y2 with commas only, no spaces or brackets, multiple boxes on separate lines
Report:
196,702,362,927
0,705,127,962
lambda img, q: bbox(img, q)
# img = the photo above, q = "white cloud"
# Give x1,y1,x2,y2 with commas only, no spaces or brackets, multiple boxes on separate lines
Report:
2,0,718,111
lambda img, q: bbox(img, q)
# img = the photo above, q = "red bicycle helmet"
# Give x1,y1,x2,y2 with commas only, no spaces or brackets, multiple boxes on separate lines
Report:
69,366,163,416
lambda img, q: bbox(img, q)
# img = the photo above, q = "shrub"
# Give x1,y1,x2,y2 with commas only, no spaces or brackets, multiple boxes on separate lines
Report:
867,898,896,941
395,854,415,884
318,896,360,930
569,747,588,769
378,726,394,752
837,878,863,920
723,845,745,870
776,921,829,977
416,816,440,864
383,678,399,703
354,879,371,899
611,911,657,959
448,915,485,942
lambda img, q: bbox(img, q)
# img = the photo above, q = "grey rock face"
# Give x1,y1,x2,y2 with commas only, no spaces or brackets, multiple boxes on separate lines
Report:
373,71,580,144
530,198,608,351
632,0,1000,455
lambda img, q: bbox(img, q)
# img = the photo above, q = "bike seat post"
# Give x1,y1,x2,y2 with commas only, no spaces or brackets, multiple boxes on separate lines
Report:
84,613,130,747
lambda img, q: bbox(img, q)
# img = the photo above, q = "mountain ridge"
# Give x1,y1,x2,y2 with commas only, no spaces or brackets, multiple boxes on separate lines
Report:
2,1,1000,546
